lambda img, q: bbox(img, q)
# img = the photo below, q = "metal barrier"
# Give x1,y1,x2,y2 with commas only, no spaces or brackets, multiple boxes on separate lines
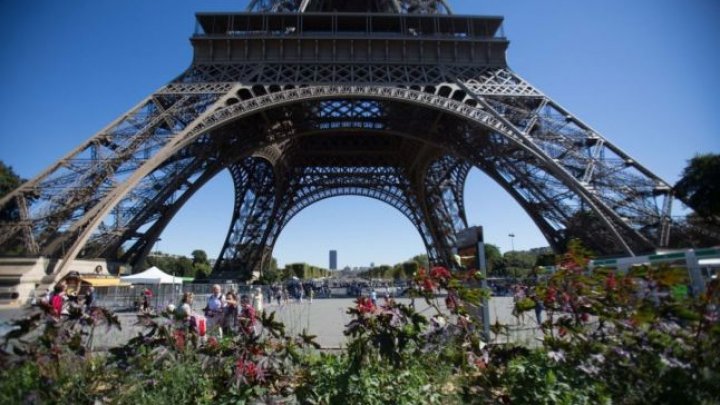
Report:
90,283,259,312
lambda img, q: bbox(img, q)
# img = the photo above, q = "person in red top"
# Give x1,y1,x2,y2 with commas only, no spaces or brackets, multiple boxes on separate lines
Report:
238,295,256,337
50,282,67,318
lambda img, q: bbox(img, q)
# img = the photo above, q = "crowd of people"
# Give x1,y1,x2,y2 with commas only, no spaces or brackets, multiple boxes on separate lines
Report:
39,281,95,320
173,284,261,338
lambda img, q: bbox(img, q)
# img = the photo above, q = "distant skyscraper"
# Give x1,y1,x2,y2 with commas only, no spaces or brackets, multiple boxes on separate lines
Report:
329,250,337,270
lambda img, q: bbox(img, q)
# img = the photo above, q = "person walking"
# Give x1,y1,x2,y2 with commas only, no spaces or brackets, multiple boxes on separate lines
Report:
49,282,67,319
205,284,226,337
533,294,544,325
85,286,95,312
223,291,239,334
253,287,264,314
238,295,257,337
177,292,194,320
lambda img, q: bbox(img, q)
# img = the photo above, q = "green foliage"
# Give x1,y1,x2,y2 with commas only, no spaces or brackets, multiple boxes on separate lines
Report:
0,363,40,404
298,354,457,405
483,243,503,274
503,250,537,279
675,153,720,219
3,246,719,403
410,254,429,269
113,358,214,404
191,249,209,265
0,161,27,255
284,262,330,280
145,253,198,278
504,352,610,404
0,161,23,197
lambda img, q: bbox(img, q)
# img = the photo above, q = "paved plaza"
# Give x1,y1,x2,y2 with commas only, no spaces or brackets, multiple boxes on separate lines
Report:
1,297,542,350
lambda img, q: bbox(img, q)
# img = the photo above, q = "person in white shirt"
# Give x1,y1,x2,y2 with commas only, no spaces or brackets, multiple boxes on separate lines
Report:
205,284,225,336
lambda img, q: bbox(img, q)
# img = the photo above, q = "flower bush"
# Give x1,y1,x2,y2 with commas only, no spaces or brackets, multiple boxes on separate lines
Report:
1,242,718,404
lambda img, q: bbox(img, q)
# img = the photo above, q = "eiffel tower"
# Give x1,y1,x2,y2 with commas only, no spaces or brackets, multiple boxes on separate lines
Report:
0,0,677,287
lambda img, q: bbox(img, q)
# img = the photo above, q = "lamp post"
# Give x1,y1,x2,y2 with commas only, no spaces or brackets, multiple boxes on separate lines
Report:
154,238,161,255
508,233,516,283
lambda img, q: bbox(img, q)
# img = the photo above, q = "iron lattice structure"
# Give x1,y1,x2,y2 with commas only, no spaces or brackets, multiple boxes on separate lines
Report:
0,0,676,281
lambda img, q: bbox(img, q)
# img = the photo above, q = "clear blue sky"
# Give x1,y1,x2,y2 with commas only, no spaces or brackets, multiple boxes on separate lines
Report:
0,1,718,269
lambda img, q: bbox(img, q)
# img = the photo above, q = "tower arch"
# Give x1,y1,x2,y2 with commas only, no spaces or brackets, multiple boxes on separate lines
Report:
0,2,683,287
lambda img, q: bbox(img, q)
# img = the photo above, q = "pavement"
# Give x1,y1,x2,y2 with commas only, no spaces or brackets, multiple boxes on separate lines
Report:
0,297,543,349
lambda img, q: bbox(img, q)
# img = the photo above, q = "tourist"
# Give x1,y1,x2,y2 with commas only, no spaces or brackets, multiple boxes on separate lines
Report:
223,291,239,333
177,292,194,321
253,287,264,313
85,286,95,312
370,289,377,306
533,294,544,325
49,282,67,319
238,295,257,336
205,284,226,336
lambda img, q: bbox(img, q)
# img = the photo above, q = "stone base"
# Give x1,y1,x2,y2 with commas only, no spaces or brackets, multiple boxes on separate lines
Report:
0,257,129,307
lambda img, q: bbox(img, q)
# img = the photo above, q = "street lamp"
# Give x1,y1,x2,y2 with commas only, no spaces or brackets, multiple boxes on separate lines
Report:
508,233,516,283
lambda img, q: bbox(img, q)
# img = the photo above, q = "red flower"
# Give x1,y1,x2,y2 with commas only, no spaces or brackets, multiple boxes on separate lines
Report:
423,278,435,292
250,344,265,356
357,297,375,314
430,266,451,280
545,287,557,304
605,273,617,291
207,336,219,348
580,312,589,322
236,358,258,382
174,330,186,351
559,327,568,337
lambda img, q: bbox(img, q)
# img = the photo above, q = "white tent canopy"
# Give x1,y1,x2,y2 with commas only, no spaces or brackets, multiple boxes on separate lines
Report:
120,266,182,284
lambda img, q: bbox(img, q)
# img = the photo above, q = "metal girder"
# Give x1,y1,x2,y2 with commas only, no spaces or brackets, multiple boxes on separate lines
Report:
249,0,451,14
0,4,691,286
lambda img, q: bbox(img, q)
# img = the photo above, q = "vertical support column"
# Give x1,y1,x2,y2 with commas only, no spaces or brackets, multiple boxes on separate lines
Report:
685,250,706,297
214,157,279,280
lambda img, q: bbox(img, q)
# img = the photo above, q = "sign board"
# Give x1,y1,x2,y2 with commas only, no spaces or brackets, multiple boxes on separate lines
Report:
455,226,490,340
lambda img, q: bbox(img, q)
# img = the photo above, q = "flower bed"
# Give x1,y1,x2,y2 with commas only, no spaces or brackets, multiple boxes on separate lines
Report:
2,241,718,403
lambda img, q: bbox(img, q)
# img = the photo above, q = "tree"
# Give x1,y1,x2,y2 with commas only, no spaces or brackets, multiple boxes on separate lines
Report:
504,250,536,279
191,249,209,265
675,153,720,220
484,243,503,275
401,261,419,279
0,161,23,199
409,254,429,269
562,210,624,255
0,162,26,256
